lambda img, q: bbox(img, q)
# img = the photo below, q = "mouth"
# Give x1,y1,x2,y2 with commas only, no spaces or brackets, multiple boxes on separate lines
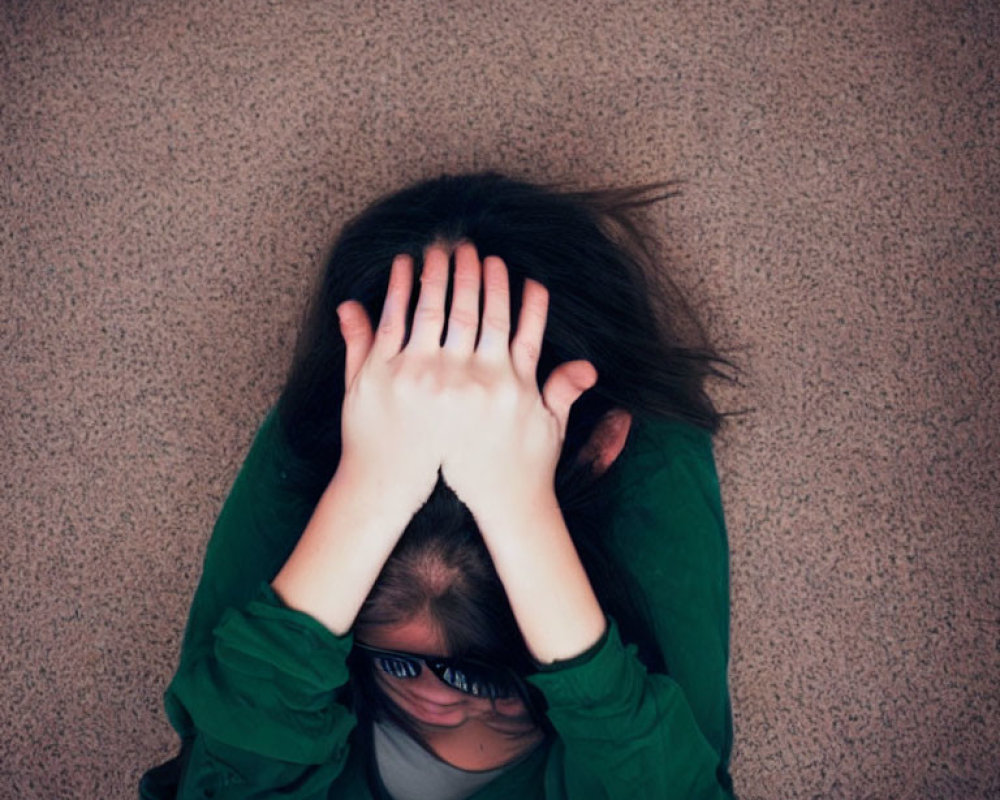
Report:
400,694,469,725
373,673,472,725
412,697,463,715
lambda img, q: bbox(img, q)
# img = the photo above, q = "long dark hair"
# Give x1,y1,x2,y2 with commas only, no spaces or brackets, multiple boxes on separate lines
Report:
277,172,730,697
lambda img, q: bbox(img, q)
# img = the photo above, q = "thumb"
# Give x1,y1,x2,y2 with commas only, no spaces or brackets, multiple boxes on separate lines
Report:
541,360,598,430
337,300,375,387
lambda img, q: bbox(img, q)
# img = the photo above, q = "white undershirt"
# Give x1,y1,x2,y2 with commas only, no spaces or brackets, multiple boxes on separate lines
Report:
373,720,513,800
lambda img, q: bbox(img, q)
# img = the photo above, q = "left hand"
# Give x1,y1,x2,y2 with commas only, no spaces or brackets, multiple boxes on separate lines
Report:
437,243,597,521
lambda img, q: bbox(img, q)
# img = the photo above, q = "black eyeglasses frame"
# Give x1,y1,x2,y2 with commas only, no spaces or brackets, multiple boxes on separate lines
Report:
352,641,525,701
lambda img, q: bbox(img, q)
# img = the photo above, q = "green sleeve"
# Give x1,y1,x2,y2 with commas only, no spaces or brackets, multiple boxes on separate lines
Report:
165,408,316,737
609,417,735,791
486,418,735,800
528,619,730,800
149,409,733,799
148,408,363,797
167,584,364,799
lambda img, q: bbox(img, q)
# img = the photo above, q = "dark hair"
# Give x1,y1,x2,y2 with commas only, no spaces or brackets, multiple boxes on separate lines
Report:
278,172,728,499
354,480,527,666
278,172,730,714
349,478,548,730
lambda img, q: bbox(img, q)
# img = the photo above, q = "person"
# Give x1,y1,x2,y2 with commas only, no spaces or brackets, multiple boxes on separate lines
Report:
140,172,736,799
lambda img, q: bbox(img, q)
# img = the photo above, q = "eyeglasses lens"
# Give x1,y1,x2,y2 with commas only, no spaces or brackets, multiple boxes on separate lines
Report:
428,660,513,700
368,649,514,700
376,656,420,679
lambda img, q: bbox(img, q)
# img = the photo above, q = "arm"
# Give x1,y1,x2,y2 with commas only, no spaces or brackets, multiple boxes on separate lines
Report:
471,495,731,799
438,246,606,663
436,249,732,797
271,251,443,632
269,462,419,634
470,439,734,798
530,621,731,800
472,493,607,663
469,442,734,799
154,252,451,798
148,430,382,798
525,422,735,799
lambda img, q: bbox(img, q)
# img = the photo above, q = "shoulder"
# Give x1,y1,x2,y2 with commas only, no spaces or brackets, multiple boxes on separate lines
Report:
609,415,727,564
629,414,715,455
234,406,313,501
617,415,720,500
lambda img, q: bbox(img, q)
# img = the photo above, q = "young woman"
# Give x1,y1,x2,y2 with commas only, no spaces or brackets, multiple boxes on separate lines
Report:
141,173,736,799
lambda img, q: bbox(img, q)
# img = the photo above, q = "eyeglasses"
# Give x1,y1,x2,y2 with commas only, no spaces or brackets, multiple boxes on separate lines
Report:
353,642,520,700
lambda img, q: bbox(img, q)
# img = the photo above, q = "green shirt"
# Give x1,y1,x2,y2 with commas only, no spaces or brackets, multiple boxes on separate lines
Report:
141,411,735,799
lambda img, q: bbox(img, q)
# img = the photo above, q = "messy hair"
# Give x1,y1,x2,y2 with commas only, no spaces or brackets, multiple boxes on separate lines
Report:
281,172,731,718
277,172,729,501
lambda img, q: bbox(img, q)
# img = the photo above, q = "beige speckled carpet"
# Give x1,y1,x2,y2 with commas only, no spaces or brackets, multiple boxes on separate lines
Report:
3,1,998,797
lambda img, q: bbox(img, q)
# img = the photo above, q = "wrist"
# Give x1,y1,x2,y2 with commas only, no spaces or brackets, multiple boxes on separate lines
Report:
270,460,419,636
331,454,432,528
470,490,607,663
464,481,560,537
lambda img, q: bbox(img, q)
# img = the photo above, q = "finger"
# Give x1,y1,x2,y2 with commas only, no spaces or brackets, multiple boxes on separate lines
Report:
443,242,482,355
510,278,549,380
373,254,414,356
476,255,511,358
408,244,451,351
542,360,598,431
338,300,375,387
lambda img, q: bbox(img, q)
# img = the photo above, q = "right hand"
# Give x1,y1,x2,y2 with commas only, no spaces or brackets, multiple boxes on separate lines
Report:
335,248,450,515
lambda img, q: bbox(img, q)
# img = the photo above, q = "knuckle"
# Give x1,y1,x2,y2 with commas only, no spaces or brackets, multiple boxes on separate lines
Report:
448,307,478,329
414,306,445,326
484,268,509,294
515,339,541,363
453,270,480,291
521,300,547,325
482,310,509,330
420,266,448,288
377,317,398,337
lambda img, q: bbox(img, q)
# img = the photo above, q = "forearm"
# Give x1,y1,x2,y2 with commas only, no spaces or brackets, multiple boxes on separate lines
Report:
473,491,607,664
270,462,414,635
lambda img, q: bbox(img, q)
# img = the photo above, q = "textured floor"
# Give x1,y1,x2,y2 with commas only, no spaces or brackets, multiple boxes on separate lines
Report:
3,1,998,798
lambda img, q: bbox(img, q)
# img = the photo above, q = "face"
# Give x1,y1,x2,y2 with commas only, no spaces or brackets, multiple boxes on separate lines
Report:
355,615,535,732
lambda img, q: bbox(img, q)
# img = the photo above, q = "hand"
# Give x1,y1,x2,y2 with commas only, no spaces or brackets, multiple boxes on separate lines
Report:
336,248,453,516
436,244,597,521
434,244,607,663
